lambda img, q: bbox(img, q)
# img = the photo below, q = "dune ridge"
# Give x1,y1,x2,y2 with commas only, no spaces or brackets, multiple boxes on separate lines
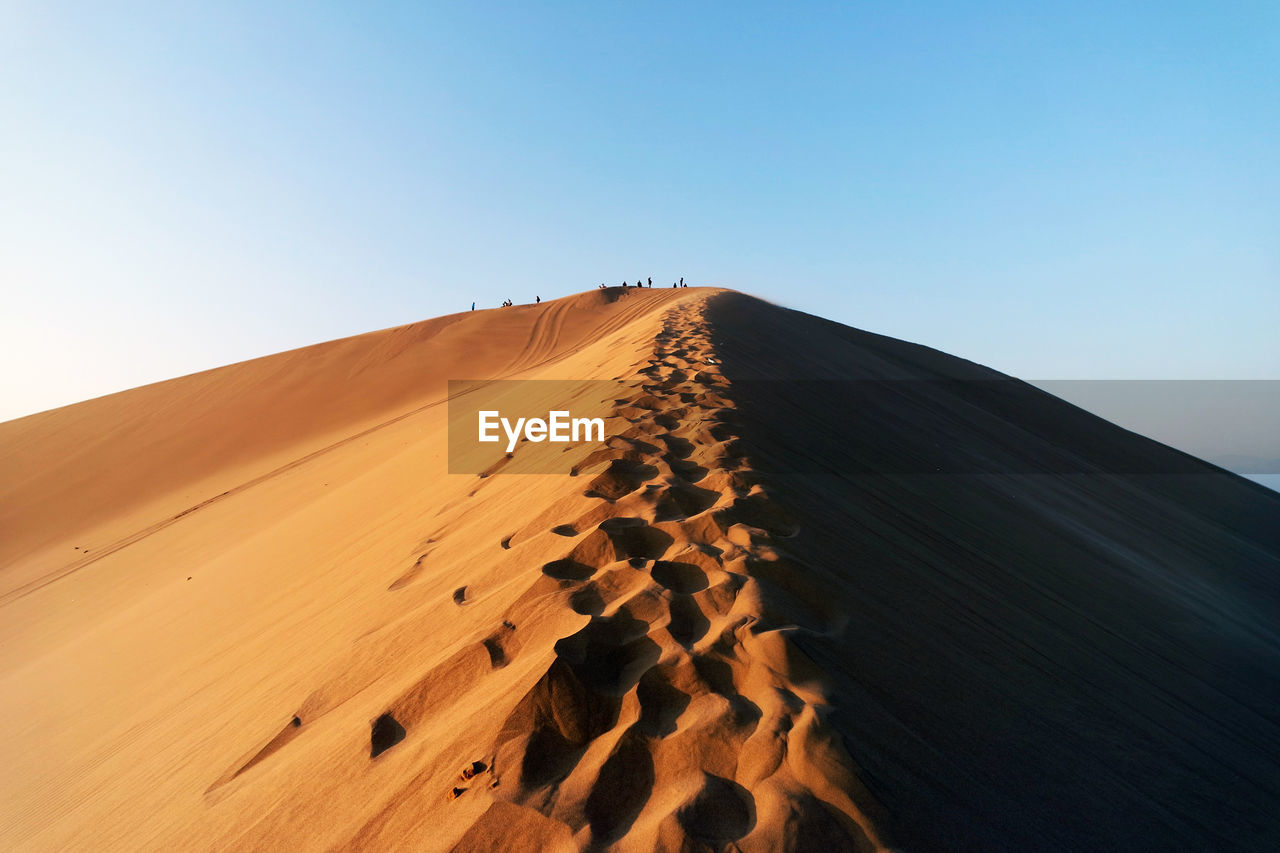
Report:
441,299,892,851
3,288,898,852
2,288,1278,851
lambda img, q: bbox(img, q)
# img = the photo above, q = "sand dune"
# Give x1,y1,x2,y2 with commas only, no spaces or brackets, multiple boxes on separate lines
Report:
2,289,1278,851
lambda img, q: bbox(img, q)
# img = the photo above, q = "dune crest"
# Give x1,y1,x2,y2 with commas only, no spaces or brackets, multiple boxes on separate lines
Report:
3,288,1278,851
0,289,894,852
443,300,892,851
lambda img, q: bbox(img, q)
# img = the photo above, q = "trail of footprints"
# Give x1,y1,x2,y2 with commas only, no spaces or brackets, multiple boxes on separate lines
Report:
444,302,873,850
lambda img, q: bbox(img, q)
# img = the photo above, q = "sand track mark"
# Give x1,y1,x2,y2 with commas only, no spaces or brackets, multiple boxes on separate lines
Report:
457,299,891,852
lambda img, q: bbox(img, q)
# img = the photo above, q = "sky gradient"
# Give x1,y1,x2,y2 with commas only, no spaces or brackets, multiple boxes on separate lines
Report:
2,1,1277,421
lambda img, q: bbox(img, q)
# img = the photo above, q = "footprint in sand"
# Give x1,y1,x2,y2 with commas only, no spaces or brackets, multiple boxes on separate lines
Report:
482,620,518,669
370,713,406,758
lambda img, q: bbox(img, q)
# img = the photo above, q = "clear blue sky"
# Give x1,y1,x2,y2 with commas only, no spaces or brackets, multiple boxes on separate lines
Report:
2,1,1277,420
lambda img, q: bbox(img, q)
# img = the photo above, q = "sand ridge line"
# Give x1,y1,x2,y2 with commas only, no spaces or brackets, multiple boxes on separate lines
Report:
443,299,893,851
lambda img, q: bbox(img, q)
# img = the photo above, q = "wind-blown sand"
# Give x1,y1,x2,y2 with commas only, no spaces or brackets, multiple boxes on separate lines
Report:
1,289,1277,851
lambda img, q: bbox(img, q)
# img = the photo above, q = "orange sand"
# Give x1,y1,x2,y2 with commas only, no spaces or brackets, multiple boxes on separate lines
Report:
2,289,1277,851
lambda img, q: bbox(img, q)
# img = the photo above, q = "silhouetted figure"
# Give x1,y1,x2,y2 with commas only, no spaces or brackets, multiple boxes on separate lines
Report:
536,295,540,303
471,302,475,311
647,277,652,287
673,282,677,288
679,277,684,286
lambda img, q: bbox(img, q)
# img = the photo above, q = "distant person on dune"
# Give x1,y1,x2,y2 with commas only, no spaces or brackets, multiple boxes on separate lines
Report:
536,295,540,303
471,302,474,311
647,277,652,287
679,277,684,286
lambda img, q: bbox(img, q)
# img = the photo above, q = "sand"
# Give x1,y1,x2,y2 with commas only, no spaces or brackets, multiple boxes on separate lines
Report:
1,289,1277,851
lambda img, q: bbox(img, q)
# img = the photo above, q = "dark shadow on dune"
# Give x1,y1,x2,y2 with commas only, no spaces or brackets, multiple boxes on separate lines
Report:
650,560,709,594
502,660,624,791
482,636,507,668
654,483,719,521
370,713,406,758
667,459,709,483
585,459,658,501
616,436,661,456
667,594,710,646
542,558,596,581
658,434,695,458
569,586,605,616
518,727,578,789
691,653,736,696
725,693,763,729
703,291,1280,853
599,517,673,560
585,728,655,845
554,611,661,694
787,792,873,850
678,774,756,844
636,667,692,736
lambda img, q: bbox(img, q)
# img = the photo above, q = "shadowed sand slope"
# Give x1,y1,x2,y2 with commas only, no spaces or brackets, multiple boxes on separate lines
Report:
703,292,1280,852
1,288,1277,852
